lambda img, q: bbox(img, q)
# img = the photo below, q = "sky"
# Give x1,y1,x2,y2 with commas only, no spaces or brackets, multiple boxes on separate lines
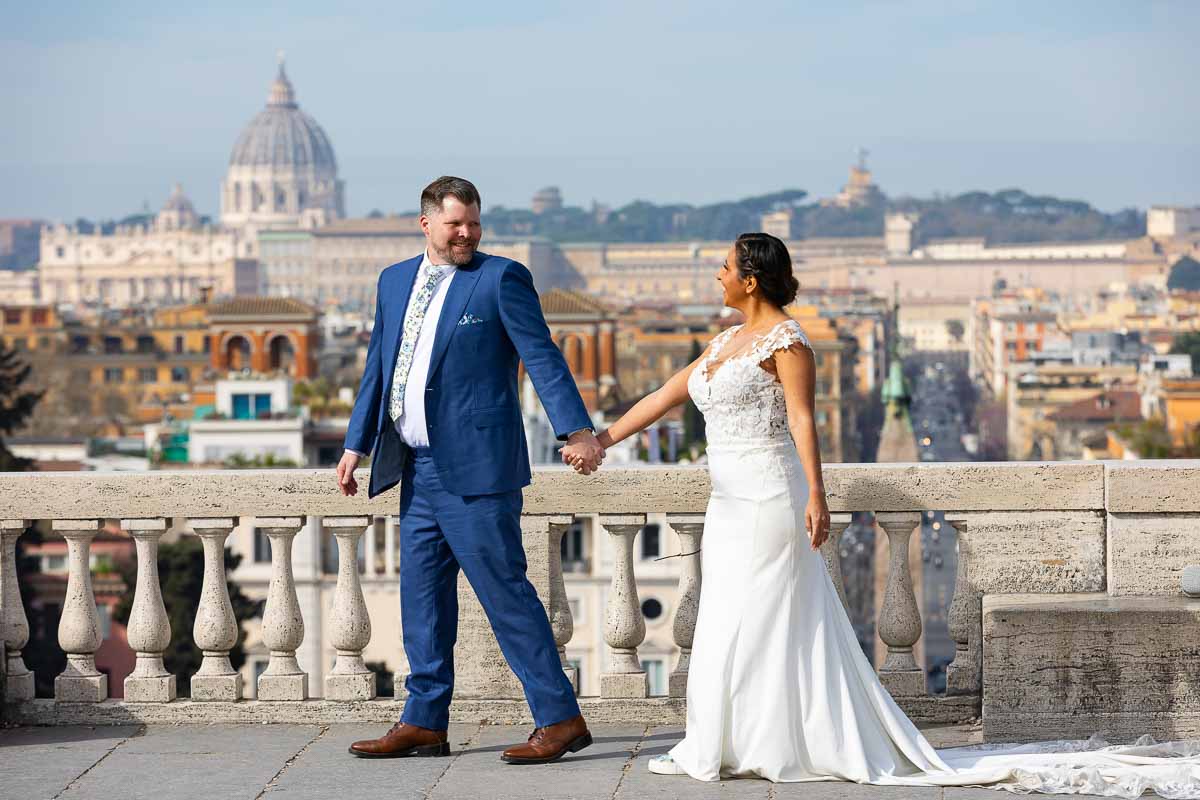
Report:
2,0,1198,221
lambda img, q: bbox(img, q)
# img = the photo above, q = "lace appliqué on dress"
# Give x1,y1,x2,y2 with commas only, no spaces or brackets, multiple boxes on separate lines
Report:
688,319,811,449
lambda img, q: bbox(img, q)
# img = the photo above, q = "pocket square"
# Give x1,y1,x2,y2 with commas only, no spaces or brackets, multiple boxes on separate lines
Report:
458,313,486,326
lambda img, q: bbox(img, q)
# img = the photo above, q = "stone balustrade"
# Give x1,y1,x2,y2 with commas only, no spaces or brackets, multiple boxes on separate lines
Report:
1,461,1198,729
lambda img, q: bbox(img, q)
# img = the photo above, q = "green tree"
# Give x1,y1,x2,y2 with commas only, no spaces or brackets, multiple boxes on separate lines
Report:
1115,419,1174,458
0,342,43,471
112,538,261,697
1170,331,1200,376
1167,256,1200,292
682,338,706,454
1,344,57,693
945,319,965,344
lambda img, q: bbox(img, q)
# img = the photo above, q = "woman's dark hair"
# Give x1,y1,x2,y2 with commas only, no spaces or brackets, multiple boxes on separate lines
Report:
734,232,799,307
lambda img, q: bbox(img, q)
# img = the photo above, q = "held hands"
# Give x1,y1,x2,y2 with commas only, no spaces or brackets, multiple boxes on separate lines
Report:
336,451,361,497
805,491,831,551
560,430,606,475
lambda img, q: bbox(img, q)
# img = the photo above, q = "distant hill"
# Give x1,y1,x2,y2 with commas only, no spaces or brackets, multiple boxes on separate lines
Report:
482,188,1144,245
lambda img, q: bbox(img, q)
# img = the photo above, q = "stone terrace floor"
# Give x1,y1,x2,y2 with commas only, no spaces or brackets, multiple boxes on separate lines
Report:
0,720,1109,800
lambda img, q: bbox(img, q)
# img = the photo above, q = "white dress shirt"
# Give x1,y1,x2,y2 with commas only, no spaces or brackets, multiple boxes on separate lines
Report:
345,250,456,456
394,251,457,446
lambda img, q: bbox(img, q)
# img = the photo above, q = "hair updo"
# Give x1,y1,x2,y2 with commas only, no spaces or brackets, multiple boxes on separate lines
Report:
734,232,799,307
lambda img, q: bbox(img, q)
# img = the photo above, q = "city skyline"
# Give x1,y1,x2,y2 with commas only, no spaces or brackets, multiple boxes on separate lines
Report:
4,1,1198,221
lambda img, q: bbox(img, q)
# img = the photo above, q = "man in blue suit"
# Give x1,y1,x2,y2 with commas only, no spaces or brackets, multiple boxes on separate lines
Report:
338,177,605,763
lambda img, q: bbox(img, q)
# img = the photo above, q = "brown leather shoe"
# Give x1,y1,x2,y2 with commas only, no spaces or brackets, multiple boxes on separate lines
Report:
500,714,592,764
348,721,450,758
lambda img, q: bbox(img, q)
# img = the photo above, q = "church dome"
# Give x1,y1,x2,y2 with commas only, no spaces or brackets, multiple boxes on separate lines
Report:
220,56,345,236
228,61,338,172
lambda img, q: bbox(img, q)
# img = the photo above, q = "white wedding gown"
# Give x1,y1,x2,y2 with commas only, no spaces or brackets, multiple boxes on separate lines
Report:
666,319,1200,798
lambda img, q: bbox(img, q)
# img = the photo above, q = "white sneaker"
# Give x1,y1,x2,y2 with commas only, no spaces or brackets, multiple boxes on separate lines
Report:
648,754,686,775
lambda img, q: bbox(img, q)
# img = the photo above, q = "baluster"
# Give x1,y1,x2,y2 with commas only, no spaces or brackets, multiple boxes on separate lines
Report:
546,514,577,693
53,519,106,702
122,518,175,702
190,518,242,701
1,520,34,701
324,517,375,700
666,514,704,698
257,517,307,700
600,514,647,699
384,515,397,577
875,512,925,697
944,516,981,695
823,513,853,614
363,518,377,578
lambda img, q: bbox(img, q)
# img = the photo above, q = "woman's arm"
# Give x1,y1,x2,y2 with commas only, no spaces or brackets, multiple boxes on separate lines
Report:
594,347,710,449
772,342,831,550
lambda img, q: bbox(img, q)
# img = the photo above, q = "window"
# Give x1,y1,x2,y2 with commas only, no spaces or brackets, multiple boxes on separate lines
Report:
641,597,664,621
170,367,189,383
103,367,123,384
103,336,123,354
10,337,26,350
55,246,64,258
815,380,831,396
253,528,271,563
174,335,184,354
642,658,667,696
640,523,661,560
816,410,829,426
203,336,211,354
41,554,66,572
138,368,158,383
560,522,585,567
568,597,582,620
4,309,21,325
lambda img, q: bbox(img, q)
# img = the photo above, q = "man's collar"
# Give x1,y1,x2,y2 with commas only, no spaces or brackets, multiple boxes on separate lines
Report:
422,249,457,271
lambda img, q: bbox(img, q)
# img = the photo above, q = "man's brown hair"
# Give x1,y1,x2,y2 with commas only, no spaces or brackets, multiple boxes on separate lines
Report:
420,176,481,217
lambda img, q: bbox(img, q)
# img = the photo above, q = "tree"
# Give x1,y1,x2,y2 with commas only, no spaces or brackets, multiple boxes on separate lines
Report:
112,537,261,697
1167,256,1200,292
681,339,706,454
0,344,54,692
0,342,43,470
1169,332,1200,376
945,319,965,344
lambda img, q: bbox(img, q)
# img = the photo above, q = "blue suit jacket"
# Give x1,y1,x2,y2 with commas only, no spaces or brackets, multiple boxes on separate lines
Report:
345,251,593,498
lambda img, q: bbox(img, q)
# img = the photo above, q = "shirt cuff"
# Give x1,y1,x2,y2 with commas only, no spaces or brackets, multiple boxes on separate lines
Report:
566,427,595,439
344,448,365,457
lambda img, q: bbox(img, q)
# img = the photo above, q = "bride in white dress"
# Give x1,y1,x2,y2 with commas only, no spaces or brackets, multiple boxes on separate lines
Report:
568,233,1200,799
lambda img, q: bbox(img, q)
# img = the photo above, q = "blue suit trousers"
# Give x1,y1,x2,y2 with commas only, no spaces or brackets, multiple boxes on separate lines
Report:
398,448,580,730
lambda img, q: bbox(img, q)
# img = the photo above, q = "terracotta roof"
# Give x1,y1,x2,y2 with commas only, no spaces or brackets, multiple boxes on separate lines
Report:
207,297,318,317
540,289,610,316
1047,390,1141,423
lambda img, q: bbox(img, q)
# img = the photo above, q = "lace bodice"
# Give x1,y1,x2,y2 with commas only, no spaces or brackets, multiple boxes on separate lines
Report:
687,319,811,446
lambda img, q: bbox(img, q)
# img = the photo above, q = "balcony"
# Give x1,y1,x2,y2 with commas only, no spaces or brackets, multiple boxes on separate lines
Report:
2,462,1198,798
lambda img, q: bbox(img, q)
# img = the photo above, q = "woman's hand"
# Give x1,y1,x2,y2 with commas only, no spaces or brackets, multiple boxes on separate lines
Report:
805,491,831,551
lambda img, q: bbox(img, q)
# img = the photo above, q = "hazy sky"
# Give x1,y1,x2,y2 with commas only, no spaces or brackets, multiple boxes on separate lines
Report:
3,0,1198,221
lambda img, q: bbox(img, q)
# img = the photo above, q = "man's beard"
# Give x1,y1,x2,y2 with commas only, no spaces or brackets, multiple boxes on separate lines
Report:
433,238,478,266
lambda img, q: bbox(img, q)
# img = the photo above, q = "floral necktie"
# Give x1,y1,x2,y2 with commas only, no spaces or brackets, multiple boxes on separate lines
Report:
389,264,449,421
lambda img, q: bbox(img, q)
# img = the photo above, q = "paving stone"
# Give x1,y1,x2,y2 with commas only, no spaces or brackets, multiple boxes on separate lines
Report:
618,727,770,799
429,723,644,800
0,725,140,800
263,723,479,799
55,724,321,800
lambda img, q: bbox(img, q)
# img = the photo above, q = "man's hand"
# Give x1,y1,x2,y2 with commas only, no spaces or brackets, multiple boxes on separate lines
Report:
336,451,361,496
560,430,605,475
